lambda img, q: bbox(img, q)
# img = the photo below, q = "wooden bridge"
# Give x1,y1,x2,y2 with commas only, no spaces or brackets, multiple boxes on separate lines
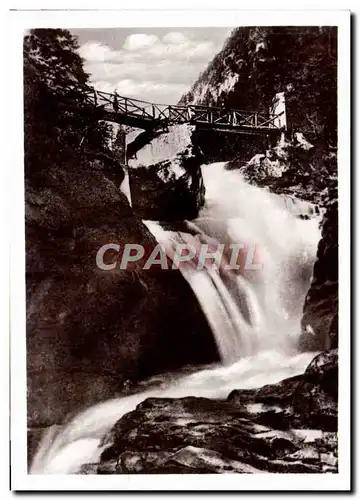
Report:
61,87,286,135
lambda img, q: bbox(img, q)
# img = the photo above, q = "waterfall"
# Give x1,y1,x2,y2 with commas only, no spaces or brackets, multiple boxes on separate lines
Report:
30,162,321,474
120,165,132,206
145,163,321,364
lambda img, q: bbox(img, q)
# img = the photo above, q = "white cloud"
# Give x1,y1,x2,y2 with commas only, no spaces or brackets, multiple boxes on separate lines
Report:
162,32,188,45
123,34,158,51
78,30,225,103
95,78,189,105
78,42,114,62
187,42,215,59
86,60,202,86
96,78,187,97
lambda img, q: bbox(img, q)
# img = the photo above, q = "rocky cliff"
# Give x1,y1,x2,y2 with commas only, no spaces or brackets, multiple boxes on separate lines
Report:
300,194,338,351
26,156,218,433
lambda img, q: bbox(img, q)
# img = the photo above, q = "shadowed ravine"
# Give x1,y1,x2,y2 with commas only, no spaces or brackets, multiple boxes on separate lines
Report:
31,163,322,474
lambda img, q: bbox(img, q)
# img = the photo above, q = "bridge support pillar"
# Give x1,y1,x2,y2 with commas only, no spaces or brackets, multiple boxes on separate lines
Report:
270,92,287,131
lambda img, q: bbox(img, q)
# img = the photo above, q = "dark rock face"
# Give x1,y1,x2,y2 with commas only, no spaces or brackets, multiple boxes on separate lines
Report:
300,194,338,350
81,350,337,474
293,349,338,430
26,158,217,431
128,125,205,221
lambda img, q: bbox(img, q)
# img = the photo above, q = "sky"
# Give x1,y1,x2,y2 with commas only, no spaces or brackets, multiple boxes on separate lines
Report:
71,28,232,104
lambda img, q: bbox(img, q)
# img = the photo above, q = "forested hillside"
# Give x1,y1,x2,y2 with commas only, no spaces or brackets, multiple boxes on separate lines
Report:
181,26,337,145
24,29,113,178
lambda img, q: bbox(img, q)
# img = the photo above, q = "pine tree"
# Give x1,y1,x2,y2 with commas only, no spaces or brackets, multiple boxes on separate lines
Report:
24,29,111,177
24,29,89,93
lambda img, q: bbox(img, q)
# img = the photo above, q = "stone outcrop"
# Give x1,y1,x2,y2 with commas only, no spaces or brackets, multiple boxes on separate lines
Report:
26,157,218,436
128,124,205,221
300,194,338,350
227,133,337,207
79,350,338,474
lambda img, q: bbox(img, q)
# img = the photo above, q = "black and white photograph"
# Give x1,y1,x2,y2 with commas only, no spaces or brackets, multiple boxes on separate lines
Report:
8,8,351,492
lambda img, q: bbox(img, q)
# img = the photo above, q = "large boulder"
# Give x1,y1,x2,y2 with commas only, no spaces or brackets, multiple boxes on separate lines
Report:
128,124,205,221
292,349,338,431
26,157,218,435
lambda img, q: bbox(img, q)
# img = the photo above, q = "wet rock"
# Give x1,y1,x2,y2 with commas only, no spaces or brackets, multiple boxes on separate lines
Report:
230,138,337,208
303,348,338,380
78,463,99,474
240,150,288,180
251,430,299,457
153,446,265,474
300,195,338,350
87,352,338,474
293,350,338,431
128,124,205,221
230,350,338,433
229,374,303,406
97,460,119,474
117,450,172,473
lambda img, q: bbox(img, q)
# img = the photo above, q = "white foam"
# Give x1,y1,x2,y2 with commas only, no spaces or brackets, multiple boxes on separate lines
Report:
31,163,321,474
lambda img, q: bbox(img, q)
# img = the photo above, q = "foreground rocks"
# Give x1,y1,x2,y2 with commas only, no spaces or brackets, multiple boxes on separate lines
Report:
80,350,338,474
128,124,205,221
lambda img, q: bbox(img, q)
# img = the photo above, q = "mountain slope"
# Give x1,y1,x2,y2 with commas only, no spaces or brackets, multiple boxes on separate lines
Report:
181,26,337,145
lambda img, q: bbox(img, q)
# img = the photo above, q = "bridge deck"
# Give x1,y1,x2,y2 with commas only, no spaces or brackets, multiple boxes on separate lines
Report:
62,88,285,134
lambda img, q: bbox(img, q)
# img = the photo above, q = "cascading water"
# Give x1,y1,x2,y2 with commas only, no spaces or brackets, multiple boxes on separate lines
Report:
30,162,321,474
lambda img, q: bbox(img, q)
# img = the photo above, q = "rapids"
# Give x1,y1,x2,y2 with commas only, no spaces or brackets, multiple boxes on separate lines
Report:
30,162,322,474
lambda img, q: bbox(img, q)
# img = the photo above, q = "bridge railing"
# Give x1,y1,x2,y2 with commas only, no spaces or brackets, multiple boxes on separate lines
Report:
83,89,158,121
78,88,284,130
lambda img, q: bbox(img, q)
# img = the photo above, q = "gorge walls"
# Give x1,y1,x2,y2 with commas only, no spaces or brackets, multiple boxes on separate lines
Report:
26,157,218,429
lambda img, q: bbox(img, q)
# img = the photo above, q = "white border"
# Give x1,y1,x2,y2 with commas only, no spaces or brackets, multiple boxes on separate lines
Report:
7,9,351,492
